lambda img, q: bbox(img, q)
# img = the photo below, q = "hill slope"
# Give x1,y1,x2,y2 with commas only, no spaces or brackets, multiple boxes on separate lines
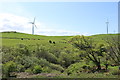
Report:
0,32,73,51
0,31,119,47
1,31,119,78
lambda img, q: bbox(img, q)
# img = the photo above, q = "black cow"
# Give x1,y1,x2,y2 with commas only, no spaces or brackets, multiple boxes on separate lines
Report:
21,38,23,40
49,40,52,43
53,41,55,44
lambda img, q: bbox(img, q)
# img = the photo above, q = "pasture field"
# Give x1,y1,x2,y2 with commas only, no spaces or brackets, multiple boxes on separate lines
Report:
1,32,72,48
0,32,120,78
1,32,118,47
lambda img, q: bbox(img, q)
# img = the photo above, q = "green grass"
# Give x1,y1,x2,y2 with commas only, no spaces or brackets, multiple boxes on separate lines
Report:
1,32,119,51
1,31,72,39
0,32,72,48
1,32,119,53
1,32,119,47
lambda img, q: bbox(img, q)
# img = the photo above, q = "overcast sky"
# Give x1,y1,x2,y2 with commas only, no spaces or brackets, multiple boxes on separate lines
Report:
0,2,118,36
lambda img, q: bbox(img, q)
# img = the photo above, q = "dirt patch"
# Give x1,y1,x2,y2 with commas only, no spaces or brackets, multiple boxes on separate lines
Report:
16,72,62,78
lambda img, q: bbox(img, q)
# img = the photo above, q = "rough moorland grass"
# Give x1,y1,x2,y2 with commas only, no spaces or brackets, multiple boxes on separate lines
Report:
1,32,119,47
1,32,72,40
1,32,72,48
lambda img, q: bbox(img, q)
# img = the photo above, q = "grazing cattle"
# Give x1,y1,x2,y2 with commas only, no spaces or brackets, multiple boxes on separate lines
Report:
21,38,23,40
53,41,55,44
49,40,52,43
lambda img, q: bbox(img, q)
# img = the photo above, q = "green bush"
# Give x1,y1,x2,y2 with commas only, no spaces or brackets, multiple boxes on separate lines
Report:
2,52,14,64
58,51,72,67
65,62,87,75
2,47,16,64
17,44,30,56
2,61,17,77
17,64,25,72
33,65,42,74
42,67,52,73
19,56,34,69
45,52,58,64
109,66,120,75
35,45,58,64
111,69,120,75
38,58,50,67
50,63,64,72
35,45,48,59
25,68,33,74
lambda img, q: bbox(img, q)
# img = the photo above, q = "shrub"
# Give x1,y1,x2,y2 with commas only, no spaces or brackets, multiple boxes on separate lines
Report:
2,52,14,64
50,63,64,72
2,61,17,77
111,69,120,75
35,45,58,64
17,64,25,72
35,46,48,59
33,65,42,74
109,66,120,75
17,45,30,56
2,47,16,64
19,56,34,69
38,58,50,67
58,51,72,67
15,56,39,70
65,62,86,75
42,67,52,73
25,68,33,74
45,52,58,64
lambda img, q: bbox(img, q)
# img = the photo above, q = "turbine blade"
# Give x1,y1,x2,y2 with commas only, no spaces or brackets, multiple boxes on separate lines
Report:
35,25,37,28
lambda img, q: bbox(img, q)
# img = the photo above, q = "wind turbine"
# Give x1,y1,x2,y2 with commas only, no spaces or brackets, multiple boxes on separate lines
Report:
29,17,37,35
106,19,109,34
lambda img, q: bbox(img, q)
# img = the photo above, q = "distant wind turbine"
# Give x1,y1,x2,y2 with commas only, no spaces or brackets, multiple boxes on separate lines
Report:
106,19,109,34
29,17,37,35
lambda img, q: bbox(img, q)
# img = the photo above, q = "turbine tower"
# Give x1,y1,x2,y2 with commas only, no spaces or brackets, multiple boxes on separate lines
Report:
106,19,109,34
29,17,37,35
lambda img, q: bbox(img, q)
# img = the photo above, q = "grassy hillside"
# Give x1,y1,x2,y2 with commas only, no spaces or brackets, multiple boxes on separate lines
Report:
1,32,119,78
1,31,119,47
1,32,72,47
0,32,119,53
